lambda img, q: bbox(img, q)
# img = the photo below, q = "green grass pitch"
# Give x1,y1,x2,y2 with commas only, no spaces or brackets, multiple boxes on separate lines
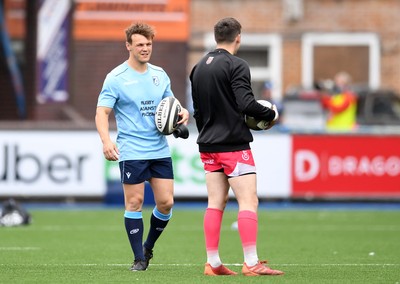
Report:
1,205,399,283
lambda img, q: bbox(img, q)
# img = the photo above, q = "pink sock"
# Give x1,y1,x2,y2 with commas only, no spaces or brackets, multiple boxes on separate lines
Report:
204,208,224,266
238,210,258,266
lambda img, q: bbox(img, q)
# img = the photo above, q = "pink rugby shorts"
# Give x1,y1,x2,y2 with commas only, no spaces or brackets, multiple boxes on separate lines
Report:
200,150,256,177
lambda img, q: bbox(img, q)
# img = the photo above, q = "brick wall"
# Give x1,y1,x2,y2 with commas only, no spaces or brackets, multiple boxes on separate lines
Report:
189,0,400,95
1,0,399,122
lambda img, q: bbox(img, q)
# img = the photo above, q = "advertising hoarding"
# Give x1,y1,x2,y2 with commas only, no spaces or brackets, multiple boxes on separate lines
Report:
1,131,399,200
105,134,292,198
292,135,400,198
0,131,105,196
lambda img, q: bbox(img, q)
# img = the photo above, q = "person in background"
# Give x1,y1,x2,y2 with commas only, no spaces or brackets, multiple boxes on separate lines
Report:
320,71,358,131
95,22,189,272
190,17,283,277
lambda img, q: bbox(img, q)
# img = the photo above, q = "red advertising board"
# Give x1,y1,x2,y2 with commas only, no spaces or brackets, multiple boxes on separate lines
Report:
292,135,400,198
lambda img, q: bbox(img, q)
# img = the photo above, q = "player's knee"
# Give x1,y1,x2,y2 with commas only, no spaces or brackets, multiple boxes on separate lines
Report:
125,197,144,211
251,196,259,209
238,197,258,212
157,198,174,212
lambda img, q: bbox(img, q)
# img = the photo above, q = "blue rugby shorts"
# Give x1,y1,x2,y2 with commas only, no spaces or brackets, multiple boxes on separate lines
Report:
119,157,174,184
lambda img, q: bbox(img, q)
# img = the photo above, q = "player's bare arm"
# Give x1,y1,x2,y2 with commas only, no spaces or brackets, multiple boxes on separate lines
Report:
95,106,119,161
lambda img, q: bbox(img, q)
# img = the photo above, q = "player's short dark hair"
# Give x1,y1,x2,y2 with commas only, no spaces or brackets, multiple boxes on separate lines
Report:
125,22,155,43
214,17,242,44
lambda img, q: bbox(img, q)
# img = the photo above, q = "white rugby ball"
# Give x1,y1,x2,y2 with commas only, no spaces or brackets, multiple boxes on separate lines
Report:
245,100,273,131
155,97,182,135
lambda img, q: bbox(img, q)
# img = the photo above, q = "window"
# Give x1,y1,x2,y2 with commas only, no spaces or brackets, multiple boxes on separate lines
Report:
302,33,380,90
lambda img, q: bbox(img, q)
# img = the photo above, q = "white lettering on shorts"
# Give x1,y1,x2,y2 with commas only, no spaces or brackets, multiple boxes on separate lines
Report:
203,159,214,164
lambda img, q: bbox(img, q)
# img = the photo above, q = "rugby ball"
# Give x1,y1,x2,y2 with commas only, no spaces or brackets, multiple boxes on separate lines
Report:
245,100,273,131
155,97,182,135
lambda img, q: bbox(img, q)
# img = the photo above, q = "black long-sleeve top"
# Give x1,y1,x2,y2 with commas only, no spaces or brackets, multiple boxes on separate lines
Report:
189,48,276,152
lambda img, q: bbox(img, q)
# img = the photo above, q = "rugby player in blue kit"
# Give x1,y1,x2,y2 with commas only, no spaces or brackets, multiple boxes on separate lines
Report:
95,22,189,271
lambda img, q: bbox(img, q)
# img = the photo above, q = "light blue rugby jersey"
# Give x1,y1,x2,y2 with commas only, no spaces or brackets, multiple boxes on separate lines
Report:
97,61,174,161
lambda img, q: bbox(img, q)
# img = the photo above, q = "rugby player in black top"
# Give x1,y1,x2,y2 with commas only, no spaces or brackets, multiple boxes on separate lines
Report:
190,17,283,276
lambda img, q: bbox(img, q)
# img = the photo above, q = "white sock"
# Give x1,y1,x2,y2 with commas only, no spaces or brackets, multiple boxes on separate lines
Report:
243,245,258,266
207,250,222,267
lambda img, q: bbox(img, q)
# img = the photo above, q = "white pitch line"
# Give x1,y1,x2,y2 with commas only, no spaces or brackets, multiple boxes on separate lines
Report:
1,263,398,267
0,247,40,250
152,263,400,267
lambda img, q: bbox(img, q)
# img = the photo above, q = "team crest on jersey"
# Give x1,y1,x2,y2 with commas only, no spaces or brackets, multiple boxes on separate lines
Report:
152,76,160,86
206,56,214,64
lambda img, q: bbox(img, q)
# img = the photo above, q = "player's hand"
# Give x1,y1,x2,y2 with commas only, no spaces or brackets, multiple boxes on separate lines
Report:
265,104,279,130
103,141,119,161
178,108,190,125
